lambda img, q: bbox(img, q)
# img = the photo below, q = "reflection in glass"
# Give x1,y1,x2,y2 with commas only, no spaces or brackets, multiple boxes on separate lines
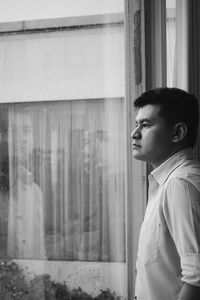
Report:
7,111,46,259
0,99,125,262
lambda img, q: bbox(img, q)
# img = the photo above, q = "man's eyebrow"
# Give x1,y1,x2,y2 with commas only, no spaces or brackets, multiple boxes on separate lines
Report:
136,118,152,124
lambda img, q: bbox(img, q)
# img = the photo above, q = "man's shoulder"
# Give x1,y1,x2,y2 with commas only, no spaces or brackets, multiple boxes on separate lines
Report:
168,158,200,191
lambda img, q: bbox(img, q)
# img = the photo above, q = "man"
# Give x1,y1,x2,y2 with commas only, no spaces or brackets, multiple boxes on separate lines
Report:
131,87,200,300
7,112,46,260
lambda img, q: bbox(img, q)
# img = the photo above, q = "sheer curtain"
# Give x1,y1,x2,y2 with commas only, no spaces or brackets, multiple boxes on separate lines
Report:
6,99,125,262
166,8,176,87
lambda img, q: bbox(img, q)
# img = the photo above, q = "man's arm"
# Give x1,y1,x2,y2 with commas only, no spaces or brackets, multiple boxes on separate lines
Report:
163,177,200,299
178,283,200,300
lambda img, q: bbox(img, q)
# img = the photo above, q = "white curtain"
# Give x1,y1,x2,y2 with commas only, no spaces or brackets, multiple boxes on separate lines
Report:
166,13,176,87
6,99,125,262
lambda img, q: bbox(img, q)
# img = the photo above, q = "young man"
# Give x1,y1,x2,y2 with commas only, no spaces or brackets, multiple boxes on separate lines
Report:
131,87,200,300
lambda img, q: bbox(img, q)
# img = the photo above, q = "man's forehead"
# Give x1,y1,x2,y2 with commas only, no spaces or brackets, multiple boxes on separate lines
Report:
136,104,162,121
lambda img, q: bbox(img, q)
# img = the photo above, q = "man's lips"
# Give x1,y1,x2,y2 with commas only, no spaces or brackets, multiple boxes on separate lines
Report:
132,143,141,149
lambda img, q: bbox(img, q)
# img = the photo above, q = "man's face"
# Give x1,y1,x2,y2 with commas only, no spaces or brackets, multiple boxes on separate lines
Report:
12,114,33,161
131,104,175,168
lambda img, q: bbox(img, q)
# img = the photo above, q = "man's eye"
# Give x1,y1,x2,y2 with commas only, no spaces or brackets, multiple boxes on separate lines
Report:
142,123,150,127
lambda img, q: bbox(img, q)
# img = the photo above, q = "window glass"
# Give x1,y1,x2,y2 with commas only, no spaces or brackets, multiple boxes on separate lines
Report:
0,99,125,262
0,3,126,300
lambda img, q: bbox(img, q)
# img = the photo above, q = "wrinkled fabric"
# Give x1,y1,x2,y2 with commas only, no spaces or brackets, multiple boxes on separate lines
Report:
135,148,200,300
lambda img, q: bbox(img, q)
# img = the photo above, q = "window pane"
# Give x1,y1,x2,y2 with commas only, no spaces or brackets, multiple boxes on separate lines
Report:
0,99,126,297
0,3,126,299
3,99,125,261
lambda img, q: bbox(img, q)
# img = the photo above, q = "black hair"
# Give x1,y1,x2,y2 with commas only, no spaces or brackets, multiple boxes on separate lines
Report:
134,87,199,148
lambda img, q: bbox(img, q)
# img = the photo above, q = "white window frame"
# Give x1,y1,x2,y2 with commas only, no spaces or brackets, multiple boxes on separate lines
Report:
125,0,147,298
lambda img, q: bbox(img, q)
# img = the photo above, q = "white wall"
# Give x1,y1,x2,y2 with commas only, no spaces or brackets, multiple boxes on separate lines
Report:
0,26,124,102
0,0,124,23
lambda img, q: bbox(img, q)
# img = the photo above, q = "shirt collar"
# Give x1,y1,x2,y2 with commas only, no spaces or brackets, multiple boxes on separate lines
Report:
150,148,194,186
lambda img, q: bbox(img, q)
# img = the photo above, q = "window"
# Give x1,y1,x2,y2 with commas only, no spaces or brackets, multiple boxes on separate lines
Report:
0,3,132,299
0,0,148,298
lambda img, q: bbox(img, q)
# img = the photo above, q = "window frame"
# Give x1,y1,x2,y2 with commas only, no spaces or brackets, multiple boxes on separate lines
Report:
0,13,124,33
125,0,147,298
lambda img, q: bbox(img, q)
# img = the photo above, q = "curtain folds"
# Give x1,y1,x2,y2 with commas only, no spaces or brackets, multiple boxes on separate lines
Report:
174,0,200,158
166,12,176,87
3,99,126,262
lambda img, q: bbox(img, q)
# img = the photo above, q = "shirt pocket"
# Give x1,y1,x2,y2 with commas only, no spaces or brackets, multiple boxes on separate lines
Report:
139,217,160,265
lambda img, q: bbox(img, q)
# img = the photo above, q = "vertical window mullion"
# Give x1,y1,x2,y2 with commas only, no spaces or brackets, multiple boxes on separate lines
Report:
125,0,147,298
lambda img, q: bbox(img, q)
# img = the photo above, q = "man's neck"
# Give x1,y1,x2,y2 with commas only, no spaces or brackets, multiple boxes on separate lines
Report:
151,145,189,170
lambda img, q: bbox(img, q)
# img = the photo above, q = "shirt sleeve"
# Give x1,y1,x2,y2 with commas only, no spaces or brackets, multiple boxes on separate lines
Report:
163,177,200,286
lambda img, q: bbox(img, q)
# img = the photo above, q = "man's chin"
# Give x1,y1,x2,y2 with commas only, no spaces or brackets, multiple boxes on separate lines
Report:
132,151,143,160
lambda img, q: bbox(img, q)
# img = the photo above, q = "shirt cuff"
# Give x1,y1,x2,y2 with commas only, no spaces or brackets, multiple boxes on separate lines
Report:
181,254,200,286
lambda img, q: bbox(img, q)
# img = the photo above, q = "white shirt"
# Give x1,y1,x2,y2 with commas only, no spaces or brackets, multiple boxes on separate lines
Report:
8,166,46,259
135,148,200,300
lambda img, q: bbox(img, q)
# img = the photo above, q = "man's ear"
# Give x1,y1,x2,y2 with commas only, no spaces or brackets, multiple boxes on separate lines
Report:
172,122,187,143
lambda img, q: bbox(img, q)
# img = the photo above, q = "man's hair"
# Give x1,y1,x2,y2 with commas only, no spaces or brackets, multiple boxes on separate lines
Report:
134,87,199,148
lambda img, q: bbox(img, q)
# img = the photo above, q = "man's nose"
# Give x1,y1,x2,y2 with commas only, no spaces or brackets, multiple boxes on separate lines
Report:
131,127,141,140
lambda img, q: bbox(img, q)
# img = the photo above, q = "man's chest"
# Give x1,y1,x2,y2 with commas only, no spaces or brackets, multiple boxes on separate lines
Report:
137,186,169,265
